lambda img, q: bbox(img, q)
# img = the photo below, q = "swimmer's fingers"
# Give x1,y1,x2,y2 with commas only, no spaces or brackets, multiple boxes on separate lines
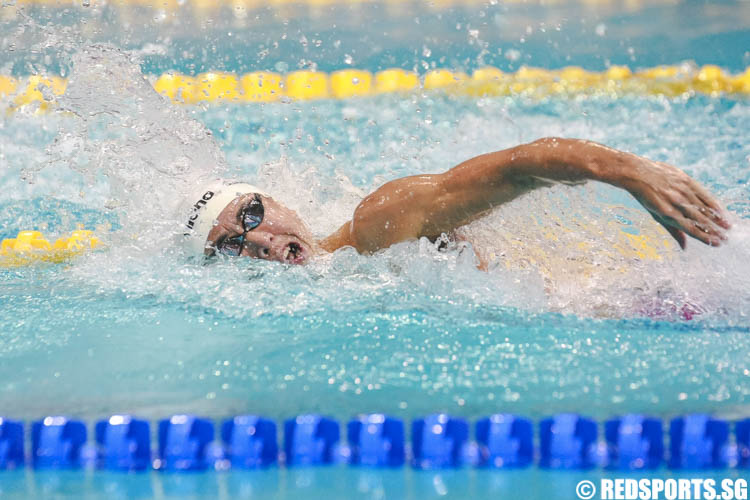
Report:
688,180,731,229
648,209,687,250
648,211,686,250
651,202,723,248
679,188,730,236
630,159,729,249
667,180,730,245
672,201,727,246
657,162,731,229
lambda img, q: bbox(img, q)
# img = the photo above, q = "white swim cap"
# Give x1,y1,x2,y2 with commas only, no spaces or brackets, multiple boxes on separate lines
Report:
179,180,269,255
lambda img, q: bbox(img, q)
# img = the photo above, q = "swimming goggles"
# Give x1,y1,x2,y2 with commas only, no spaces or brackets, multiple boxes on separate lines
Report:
217,193,265,256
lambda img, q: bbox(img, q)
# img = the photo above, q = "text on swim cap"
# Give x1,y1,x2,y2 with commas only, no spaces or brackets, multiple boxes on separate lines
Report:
185,190,215,231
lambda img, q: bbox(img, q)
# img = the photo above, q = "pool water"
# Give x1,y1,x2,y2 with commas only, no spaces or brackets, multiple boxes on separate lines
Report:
1,1,749,498
2,61,749,420
0,468,745,500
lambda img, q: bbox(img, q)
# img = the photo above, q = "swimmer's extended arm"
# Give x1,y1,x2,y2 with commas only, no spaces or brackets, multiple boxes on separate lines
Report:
320,137,730,254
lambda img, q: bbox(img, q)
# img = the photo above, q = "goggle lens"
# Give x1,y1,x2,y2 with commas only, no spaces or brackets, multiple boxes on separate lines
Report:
242,195,264,231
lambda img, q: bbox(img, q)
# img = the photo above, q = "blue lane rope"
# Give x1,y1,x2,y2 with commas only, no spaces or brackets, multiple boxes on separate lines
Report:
0,413,748,472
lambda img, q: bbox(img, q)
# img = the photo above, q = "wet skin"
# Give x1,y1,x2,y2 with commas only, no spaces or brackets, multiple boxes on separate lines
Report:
204,137,731,265
206,193,317,264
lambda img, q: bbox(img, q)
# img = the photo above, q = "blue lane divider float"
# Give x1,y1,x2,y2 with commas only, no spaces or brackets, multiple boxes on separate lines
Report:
284,415,340,466
158,415,215,471
0,418,24,469
539,413,598,469
411,414,469,469
737,418,750,469
31,416,87,469
347,414,405,467
669,414,729,469
476,414,533,468
605,414,664,470
222,415,277,468
95,415,151,471
2,413,749,472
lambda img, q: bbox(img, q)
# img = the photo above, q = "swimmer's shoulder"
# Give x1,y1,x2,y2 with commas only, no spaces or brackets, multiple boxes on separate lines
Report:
318,221,355,253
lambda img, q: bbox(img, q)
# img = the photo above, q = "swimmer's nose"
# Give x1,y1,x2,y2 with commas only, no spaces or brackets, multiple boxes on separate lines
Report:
241,232,274,260
259,236,273,259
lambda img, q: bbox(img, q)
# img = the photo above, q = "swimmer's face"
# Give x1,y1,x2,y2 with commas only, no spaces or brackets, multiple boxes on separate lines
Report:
205,194,315,265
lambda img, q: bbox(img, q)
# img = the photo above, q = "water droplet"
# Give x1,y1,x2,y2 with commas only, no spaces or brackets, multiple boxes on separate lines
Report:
505,49,521,62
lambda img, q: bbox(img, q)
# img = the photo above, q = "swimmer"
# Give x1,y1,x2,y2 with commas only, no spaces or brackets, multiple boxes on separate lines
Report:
181,137,730,265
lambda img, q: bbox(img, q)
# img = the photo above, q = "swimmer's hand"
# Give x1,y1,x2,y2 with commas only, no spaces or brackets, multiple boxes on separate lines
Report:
614,157,731,249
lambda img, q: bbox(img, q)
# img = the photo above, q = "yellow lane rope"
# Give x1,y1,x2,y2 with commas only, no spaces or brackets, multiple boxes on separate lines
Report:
2,65,749,110
1,230,102,268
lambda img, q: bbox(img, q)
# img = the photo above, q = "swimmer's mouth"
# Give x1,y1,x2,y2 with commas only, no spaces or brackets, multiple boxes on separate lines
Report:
282,241,306,264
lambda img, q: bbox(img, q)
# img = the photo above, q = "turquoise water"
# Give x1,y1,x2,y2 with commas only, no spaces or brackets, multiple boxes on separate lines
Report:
2,91,749,421
3,1,750,75
1,1,749,499
0,468,746,500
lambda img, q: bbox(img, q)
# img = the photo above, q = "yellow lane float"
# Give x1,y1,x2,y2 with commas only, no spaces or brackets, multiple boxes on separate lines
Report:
3,64,750,110
423,69,469,90
330,69,373,98
285,71,329,100
153,73,198,103
11,75,67,112
241,72,283,102
374,68,419,93
1,230,102,268
195,72,242,102
0,76,17,97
